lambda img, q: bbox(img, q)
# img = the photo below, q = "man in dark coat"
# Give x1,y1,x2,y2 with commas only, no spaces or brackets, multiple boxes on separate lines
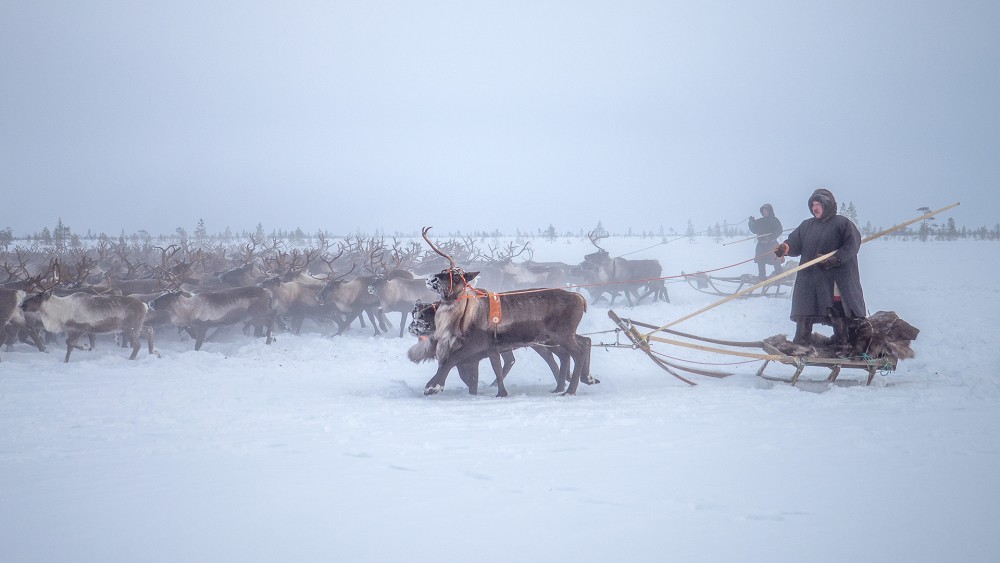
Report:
774,188,867,347
748,203,783,278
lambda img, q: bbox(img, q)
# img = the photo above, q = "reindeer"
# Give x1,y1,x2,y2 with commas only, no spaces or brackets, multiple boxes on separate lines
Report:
218,261,266,287
19,290,154,363
577,230,669,306
0,288,25,360
417,228,595,396
258,271,331,335
147,287,275,351
318,274,391,336
317,246,393,336
406,301,579,396
1,289,47,354
367,270,438,338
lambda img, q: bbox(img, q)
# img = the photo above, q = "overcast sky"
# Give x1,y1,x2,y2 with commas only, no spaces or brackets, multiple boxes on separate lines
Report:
2,1,997,237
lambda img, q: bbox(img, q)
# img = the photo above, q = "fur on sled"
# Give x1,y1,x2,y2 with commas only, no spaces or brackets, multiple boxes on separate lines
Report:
765,311,919,360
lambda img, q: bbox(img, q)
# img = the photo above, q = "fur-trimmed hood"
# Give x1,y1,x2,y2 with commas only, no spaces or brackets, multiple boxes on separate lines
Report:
759,203,774,216
808,189,837,221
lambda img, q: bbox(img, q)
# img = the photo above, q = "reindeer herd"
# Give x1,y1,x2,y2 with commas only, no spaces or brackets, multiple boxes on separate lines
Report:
0,229,668,395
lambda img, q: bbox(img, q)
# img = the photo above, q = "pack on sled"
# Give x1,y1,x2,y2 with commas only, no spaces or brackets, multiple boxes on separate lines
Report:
606,310,918,387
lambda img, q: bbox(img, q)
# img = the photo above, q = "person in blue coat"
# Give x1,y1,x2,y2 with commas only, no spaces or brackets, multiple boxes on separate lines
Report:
774,189,867,348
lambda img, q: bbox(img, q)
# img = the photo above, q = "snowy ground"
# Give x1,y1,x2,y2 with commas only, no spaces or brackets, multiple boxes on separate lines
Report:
1,235,998,562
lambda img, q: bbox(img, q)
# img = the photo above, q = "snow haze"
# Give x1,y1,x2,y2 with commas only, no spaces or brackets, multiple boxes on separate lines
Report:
1,1,998,236
1,234,997,562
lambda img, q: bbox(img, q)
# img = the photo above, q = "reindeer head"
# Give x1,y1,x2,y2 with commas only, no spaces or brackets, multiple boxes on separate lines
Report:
582,249,611,267
407,300,438,337
147,290,192,311
258,276,283,291
426,269,478,299
367,272,387,295
19,291,52,313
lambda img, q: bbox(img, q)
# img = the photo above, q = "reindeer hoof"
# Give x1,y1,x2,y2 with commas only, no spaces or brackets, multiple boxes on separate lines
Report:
583,376,601,385
423,384,443,396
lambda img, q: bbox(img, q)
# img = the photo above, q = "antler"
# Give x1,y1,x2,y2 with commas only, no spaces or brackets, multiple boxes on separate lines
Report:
71,254,97,286
331,262,357,282
24,259,61,293
317,246,345,278
421,227,456,270
587,229,608,252
1,247,32,283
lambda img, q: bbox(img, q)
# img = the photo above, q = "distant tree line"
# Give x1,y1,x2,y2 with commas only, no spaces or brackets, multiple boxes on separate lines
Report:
2,207,997,252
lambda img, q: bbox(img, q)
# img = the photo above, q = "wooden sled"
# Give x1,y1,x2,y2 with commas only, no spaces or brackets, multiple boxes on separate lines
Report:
607,310,898,387
681,271,792,298
754,340,896,386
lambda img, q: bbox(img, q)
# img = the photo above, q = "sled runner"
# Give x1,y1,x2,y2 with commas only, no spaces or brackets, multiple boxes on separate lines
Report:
607,310,914,387
754,339,895,386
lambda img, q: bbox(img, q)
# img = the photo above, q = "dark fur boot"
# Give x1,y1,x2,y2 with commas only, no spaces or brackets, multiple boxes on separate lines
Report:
792,319,813,345
830,316,851,355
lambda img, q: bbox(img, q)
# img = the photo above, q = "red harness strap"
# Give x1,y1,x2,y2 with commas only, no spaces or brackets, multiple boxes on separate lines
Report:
456,284,502,334
488,292,502,326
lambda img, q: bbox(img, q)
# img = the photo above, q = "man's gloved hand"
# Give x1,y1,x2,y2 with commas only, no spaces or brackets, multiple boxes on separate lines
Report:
748,216,755,223
820,255,841,269
774,243,789,258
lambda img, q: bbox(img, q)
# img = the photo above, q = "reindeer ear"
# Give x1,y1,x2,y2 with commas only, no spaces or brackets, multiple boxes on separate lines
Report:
464,271,479,282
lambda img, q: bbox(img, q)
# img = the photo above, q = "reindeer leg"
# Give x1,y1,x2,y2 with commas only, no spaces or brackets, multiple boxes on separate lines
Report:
127,326,141,360
562,336,590,396
492,351,511,398
144,326,157,357
331,312,352,335
424,360,456,395
624,288,637,307
398,311,407,338
549,346,571,393
424,348,481,395
457,361,480,395
532,345,563,390
264,314,275,345
194,326,208,351
489,350,514,388
64,331,83,362
8,327,38,351
376,308,391,333
362,309,382,336
30,328,47,352
576,335,598,385
636,286,654,304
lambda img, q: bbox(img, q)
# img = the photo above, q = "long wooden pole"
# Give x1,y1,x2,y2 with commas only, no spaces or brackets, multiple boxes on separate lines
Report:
722,228,794,246
642,202,961,338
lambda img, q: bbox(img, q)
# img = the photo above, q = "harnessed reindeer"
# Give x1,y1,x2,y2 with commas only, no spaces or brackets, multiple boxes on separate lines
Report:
407,300,587,396
417,227,595,396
